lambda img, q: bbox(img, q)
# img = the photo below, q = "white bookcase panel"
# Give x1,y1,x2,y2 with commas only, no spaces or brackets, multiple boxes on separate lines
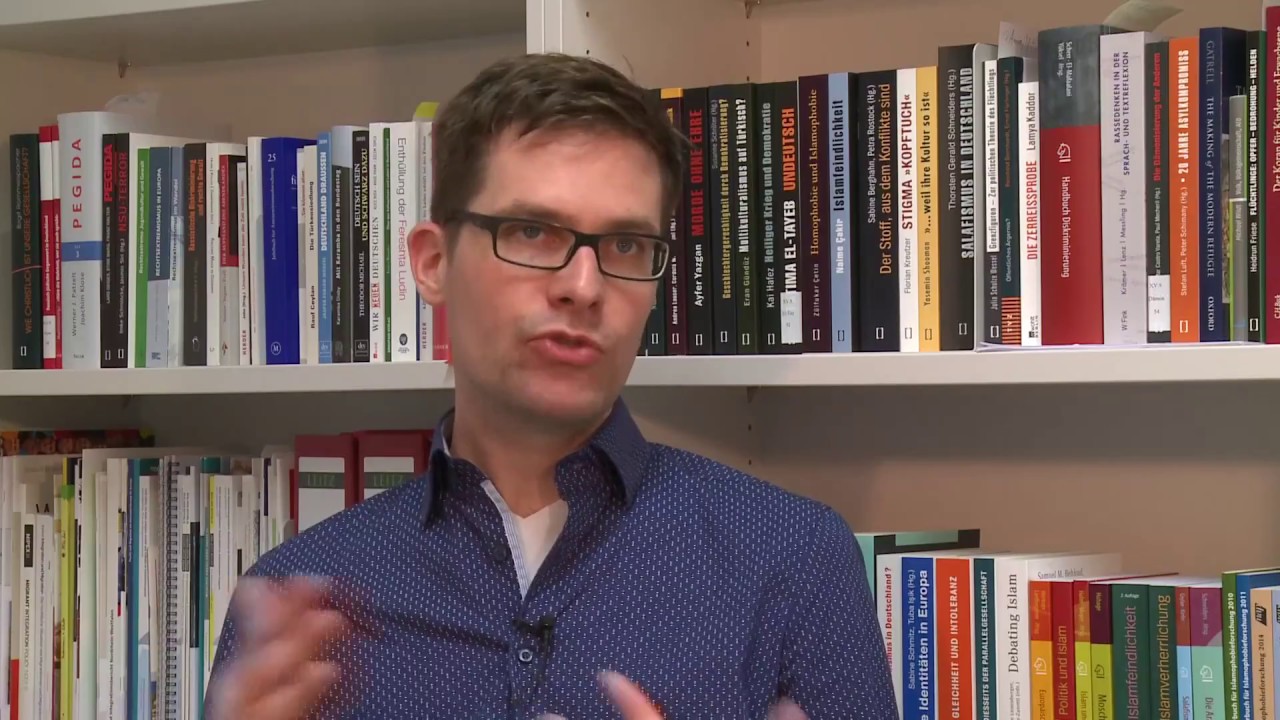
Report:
0,0,526,66
750,380,1280,576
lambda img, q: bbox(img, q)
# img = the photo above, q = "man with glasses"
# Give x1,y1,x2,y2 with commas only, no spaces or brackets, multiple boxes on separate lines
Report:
205,53,896,720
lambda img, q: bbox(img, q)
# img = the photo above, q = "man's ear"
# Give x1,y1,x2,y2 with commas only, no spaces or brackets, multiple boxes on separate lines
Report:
409,220,449,307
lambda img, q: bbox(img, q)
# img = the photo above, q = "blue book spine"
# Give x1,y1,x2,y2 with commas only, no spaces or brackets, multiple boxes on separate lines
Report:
1177,615,1193,720
829,72,854,352
1198,27,1247,342
317,131,332,363
1237,571,1280,720
262,137,311,365
903,556,932,720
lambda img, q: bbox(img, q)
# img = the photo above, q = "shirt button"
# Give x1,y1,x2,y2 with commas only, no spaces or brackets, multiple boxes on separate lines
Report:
518,648,535,664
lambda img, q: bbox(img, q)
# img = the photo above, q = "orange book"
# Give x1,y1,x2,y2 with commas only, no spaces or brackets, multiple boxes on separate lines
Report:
1031,580,1055,720
936,557,974,720
1169,36,1200,342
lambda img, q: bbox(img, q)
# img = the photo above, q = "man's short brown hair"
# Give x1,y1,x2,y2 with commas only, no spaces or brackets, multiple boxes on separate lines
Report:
430,52,686,232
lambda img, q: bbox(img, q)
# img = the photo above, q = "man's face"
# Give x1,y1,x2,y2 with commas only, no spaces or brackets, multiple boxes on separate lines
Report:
412,124,664,430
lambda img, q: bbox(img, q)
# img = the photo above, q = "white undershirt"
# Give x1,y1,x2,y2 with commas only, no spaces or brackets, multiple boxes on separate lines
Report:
512,499,569,582
442,429,569,595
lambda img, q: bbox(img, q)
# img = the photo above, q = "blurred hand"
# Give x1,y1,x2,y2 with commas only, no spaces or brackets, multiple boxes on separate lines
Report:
206,576,352,720
597,671,810,720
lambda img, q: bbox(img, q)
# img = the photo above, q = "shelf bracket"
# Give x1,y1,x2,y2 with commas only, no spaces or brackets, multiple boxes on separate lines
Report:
117,57,131,79
745,386,759,403
744,0,761,19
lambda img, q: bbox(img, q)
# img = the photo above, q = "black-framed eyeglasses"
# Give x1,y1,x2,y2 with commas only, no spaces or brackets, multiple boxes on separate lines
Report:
450,210,671,281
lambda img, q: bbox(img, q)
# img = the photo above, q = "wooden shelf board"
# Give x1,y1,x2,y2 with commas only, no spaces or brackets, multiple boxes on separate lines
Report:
0,0,526,66
0,343,1277,397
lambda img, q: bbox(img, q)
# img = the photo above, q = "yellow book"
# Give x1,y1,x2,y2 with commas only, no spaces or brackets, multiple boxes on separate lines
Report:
1075,581,1094,720
1030,579,1054,720
916,66,940,351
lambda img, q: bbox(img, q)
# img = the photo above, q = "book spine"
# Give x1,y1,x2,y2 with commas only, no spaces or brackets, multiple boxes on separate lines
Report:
683,88,715,354
1051,581,1077,720
317,132,332,363
661,90,688,355
145,146,167,367
39,126,61,368
236,158,250,365
1199,28,1247,342
983,58,1001,344
937,45,982,351
1147,40,1173,343
1229,95,1248,341
1151,585,1176,720
107,134,130,368
800,74,831,352
974,558,996,720
331,130,353,363
220,153,239,366
709,86,736,354
263,138,305,365
353,130,371,362
1020,82,1042,346
937,557,974,720
100,134,118,367
388,123,417,362
58,115,112,368
1176,587,1194,720
1191,587,1225,720
917,66,940,352
997,57,1024,345
829,72,855,352
1031,580,1053,720
1246,31,1264,342
205,148,222,366
1038,25,1111,345
168,148,185,366
756,82,783,353
1101,33,1148,346
1172,38,1202,342
776,83,804,351
1074,581,1094,720
10,133,41,369
1091,583,1117,720
184,144,207,367
643,92,668,356
732,83,759,354
367,124,385,362
1266,8,1280,344
247,136,265,364
859,70,900,351
903,557,927,720
1113,585,1152,720
898,67,920,352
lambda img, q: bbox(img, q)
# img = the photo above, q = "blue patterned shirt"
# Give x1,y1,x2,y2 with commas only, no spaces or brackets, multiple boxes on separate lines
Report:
208,399,898,719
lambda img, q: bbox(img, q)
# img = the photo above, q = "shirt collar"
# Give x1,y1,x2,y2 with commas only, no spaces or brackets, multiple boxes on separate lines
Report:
421,397,648,525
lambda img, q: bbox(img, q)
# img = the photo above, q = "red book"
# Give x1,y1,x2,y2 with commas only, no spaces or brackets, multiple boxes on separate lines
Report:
1050,581,1077,720
353,429,431,503
1037,25,1118,345
39,125,61,369
293,433,357,533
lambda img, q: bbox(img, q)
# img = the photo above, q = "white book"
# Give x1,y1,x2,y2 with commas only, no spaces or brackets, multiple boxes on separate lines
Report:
1100,31,1152,345
417,119,435,360
1018,81,1042,346
388,121,421,361
299,145,319,364
897,68,920,352
969,44,999,342
247,137,267,365
368,123,386,362
166,148,185,368
57,111,149,368
206,143,249,365
237,161,251,365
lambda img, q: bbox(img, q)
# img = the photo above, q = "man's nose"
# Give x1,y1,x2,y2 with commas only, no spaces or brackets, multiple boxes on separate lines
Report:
549,245,606,307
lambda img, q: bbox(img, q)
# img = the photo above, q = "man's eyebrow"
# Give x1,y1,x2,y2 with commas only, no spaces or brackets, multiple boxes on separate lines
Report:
492,200,663,236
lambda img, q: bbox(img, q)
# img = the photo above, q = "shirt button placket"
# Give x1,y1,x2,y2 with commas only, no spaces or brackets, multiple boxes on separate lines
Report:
511,644,541,712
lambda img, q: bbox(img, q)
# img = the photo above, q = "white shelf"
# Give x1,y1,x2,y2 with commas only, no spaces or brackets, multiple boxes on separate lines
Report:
1,344,1278,397
0,0,526,66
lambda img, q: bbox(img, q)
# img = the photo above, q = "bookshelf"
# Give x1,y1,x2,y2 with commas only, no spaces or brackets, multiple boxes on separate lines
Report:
0,0,1272,590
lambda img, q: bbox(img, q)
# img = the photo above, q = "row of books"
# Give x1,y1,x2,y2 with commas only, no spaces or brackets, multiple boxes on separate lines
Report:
0,425,430,720
865,531,1280,720
8,106,450,371
639,11,1280,355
